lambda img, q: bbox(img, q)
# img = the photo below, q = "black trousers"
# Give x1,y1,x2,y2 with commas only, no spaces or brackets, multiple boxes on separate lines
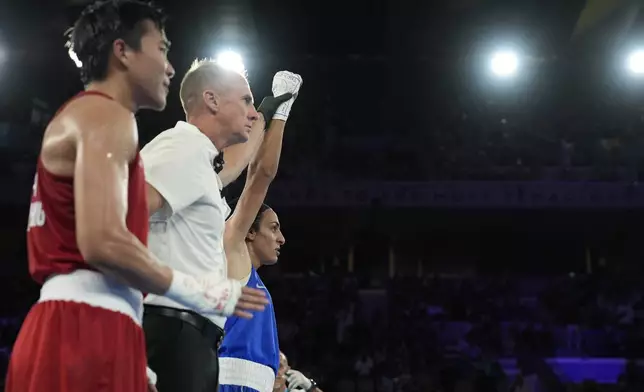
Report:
143,305,223,392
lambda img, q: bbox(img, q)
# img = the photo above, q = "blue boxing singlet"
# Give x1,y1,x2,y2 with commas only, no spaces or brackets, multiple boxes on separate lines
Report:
219,268,279,392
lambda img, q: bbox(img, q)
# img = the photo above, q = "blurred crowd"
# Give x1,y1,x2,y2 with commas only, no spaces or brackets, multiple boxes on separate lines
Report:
270,271,644,391
272,273,644,391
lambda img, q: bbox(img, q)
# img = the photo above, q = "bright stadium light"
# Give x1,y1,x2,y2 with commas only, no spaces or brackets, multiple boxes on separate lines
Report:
627,50,644,75
215,50,245,74
68,48,82,68
490,50,518,77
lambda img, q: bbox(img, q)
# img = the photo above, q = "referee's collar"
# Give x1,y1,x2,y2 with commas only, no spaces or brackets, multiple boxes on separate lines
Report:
174,120,220,156
174,121,224,190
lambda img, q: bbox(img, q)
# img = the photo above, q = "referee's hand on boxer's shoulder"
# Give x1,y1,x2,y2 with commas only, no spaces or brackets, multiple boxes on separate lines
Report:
233,286,269,319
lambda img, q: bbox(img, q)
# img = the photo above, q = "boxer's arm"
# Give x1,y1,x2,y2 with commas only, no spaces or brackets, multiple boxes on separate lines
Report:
219,90,295,188
224,119,286,280
218,114,266,188
74,100,173,294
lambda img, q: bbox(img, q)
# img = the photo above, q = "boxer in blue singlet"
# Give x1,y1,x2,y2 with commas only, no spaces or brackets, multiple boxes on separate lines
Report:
220,203,284,392
218,71,302,392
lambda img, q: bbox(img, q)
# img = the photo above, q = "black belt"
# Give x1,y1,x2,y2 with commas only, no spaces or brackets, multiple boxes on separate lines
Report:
144,305,224,349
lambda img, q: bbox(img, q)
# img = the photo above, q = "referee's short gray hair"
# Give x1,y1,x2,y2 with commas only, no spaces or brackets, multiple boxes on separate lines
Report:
179,59,247,114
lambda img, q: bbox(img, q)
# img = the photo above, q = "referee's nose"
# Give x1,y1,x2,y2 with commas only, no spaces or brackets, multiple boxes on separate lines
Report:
248,104,259,122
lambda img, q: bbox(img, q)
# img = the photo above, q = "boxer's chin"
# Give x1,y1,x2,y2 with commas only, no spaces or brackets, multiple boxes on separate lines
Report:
157,95,168,110
146,95,167,112
263,257,278,266
153,100,167,111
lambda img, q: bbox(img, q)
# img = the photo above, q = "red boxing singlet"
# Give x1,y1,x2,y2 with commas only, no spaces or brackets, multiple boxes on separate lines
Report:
26,91,149,284
7,91,150,392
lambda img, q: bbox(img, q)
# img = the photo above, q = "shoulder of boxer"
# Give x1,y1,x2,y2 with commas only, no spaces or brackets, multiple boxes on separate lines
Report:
64,96,139,161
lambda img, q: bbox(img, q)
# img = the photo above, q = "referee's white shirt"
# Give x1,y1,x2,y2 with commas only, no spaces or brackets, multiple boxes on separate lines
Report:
141,120,231,329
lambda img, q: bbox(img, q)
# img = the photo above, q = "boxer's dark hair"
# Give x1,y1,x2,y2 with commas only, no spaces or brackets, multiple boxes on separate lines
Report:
227,198,272,233
66,0,167,85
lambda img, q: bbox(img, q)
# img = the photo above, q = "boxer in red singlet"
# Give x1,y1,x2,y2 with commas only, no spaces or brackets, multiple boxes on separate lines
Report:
5,1,267,392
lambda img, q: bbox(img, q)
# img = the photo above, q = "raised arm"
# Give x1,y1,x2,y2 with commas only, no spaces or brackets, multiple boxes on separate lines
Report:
224,71,302,280
225,118,286,280
218,91,295,188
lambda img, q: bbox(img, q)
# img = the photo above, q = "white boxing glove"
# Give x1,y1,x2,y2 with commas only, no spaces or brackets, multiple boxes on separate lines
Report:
272,71,303,121
164,270,242,316
286,369,312,390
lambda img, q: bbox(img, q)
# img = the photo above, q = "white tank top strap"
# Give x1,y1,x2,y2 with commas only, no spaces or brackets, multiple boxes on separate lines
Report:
39,269,144,326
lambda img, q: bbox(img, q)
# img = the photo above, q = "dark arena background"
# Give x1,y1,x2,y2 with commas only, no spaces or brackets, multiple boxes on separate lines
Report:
4,0,644,391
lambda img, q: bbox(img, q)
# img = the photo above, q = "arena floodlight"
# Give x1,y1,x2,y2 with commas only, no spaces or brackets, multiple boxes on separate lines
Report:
215,50,245,74
627,50,644,75
490,50,519,77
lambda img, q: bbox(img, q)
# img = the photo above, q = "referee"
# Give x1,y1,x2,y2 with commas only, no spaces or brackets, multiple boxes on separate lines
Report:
140,60,290,392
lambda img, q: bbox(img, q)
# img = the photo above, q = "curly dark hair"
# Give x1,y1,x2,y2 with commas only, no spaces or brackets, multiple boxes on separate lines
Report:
65,0,167,85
